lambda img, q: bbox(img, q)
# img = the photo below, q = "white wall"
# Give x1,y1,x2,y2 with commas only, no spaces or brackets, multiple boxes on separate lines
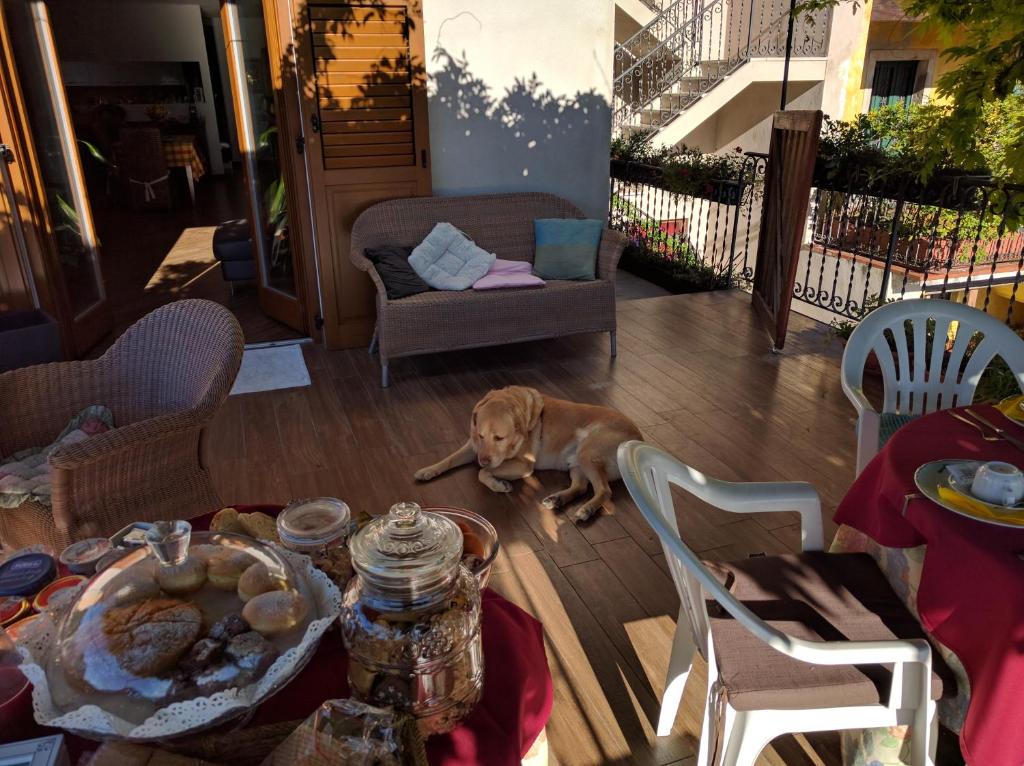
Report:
48,1,224,174
423,1,615,219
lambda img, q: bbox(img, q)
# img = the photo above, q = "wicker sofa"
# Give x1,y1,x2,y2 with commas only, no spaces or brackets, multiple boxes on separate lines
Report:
350,193,628,386
0,299,243,550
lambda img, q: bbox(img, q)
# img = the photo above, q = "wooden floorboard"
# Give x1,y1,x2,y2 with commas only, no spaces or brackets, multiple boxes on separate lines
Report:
205,289,856,766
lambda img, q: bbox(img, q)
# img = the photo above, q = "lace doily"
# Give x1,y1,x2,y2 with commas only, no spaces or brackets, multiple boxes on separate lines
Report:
17,547,341,741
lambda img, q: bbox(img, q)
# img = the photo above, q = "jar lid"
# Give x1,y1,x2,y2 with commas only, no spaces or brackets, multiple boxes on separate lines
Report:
0,553,56,597
277,498,351,549
349,502,463,609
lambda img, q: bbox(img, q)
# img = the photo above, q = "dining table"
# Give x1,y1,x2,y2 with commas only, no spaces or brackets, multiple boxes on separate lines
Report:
831,402,1024,766
2,504,553,766
161,135,205,205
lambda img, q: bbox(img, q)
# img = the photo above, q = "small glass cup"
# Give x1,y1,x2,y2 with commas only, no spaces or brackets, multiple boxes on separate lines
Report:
145,520,192,566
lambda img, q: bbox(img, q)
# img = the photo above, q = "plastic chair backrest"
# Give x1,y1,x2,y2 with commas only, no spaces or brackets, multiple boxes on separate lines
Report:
842,298,1024,416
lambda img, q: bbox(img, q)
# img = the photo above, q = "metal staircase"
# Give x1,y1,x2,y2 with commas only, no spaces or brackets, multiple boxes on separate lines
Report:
613,0,831,134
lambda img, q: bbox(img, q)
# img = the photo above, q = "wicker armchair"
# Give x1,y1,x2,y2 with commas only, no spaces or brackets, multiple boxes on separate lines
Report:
350,193,628,387
0,300,243,550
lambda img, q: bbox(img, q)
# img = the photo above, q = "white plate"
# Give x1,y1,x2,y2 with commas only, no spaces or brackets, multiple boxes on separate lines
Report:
914,460,1024,529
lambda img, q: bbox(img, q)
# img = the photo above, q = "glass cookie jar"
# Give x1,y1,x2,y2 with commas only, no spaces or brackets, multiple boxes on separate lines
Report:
340,502,483,736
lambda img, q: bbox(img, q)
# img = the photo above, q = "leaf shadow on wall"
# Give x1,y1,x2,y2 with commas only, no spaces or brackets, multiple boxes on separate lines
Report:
428,46,611,206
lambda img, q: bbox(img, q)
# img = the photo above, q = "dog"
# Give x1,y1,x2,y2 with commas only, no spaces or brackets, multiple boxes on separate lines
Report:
414,386,643,521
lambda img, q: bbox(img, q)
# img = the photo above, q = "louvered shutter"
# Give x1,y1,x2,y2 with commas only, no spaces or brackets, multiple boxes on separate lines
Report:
309,3,416,170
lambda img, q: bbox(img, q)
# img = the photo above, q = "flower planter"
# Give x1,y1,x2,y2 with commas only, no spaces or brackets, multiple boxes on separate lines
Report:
0,309,63,372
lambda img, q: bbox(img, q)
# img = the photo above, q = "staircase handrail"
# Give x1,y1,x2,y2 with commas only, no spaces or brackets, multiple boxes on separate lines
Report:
617,0,692,56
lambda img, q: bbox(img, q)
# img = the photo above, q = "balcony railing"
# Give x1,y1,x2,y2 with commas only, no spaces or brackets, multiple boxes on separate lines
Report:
609,157,1024,324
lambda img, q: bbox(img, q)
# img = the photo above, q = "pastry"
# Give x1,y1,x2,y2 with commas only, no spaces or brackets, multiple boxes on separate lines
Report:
207,612,250,641
179,637,223,675
102,598,203,677
225,630,279,675
238,511,279,542
106,569,161,607
155,556,207,595
237,562,285,602
242,590,309,635
207,549,254,590
210,507,245,534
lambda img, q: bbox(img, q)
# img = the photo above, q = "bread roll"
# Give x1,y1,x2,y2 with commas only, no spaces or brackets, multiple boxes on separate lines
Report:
242,590,309,635
210,508,245,534
102,598,203,677
156,556,207,595
207,550,254,590
237,562,286,602
238,512,278,542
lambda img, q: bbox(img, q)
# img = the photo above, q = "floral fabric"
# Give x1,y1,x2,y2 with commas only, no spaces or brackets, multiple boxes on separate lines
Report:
0,405,113,508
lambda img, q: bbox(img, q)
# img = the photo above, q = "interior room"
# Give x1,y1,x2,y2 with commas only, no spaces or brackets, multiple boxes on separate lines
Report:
46,0,303,347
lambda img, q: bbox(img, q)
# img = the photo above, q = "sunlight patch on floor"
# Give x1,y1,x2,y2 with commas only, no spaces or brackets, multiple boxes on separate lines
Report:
144,225,219,292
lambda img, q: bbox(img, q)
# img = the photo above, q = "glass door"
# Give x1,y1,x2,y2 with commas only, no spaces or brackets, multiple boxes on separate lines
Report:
0,0,111,354
221,0,309,334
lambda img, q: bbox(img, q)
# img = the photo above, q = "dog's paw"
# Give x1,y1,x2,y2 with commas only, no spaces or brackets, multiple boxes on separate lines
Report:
541,494,565,511
572,505,599,523
414,467,438,482
486,478,513,493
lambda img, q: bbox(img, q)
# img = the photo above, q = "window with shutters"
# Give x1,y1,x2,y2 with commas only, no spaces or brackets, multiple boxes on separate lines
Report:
308,3,416,170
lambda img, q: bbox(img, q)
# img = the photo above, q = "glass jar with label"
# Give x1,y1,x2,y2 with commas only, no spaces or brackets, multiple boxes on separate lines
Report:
340,502,483,736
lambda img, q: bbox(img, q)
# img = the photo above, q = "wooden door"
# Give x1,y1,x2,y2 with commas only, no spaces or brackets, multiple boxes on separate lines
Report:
293,0,431,348
0,0,112,355
751,109,822,350
222,0,313,336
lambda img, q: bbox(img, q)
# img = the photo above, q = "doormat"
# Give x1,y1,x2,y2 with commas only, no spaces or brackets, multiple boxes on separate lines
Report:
230,344,311,395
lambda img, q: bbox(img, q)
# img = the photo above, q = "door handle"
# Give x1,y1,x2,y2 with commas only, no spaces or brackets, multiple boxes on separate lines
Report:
421,149,428,169
0,143,13,164
310,114,320,134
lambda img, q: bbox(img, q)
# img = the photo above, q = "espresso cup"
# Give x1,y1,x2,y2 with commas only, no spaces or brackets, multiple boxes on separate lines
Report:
971,461,1024,507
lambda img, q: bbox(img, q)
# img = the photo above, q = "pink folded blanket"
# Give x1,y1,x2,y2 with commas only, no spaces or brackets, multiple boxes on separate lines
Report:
473,258,546,290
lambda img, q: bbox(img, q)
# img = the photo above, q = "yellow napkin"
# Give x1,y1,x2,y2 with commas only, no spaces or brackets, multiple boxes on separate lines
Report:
995,395,1024,421
936,486,1024,526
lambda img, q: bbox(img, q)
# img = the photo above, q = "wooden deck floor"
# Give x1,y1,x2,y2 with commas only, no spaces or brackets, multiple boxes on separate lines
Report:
204,289,857,766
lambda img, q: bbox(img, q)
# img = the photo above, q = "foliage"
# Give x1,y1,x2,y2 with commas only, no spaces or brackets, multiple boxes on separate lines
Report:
793,0,1024,186
611,193,731,293
611,130,749,198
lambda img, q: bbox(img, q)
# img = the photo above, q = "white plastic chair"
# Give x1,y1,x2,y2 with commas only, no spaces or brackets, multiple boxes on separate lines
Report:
617,440,937,766
842,298,1024,474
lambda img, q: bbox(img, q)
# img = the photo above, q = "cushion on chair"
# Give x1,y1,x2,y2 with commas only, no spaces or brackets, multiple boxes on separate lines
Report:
408,222,496,290
212,219,253,263
532,218,603,280
879,412,918,448
473,258,546,290
0,405,113,508
706,551,953,711
365,246,432,300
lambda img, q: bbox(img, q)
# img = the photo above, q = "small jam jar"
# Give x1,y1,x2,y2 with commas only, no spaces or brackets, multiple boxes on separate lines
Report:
276,498,352,555
277,498,355,588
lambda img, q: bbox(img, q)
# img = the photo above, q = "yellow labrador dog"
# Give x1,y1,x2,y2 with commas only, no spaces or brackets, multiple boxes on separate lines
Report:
414,386,643,521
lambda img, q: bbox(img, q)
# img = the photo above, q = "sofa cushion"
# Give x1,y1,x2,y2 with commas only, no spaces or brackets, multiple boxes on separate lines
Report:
365,246,432,300
473,258,545,290
0,405,113,508
532,218,603,280
409,222,496,290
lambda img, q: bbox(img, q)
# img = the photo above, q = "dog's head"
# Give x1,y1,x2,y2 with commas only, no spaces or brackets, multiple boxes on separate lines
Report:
471,386,544,469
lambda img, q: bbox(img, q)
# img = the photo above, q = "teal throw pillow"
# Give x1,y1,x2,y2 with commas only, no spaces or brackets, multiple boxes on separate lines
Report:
533,218,603,281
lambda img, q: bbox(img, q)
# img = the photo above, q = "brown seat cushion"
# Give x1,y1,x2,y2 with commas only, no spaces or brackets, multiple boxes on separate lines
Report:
706,552,954,711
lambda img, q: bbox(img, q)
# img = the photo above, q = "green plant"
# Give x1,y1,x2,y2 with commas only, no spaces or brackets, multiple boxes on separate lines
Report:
610,130,675,165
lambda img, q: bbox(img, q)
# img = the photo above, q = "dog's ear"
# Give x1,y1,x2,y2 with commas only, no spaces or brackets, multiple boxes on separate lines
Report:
471,390,497,432
510,386,544,434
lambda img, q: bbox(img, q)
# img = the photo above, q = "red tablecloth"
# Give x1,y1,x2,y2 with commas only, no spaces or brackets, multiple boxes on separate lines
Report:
5,506,552,766
835,405,1024,766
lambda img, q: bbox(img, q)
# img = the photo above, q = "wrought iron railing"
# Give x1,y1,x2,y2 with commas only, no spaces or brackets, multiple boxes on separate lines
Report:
612,0,831,130
609,156,1024,325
